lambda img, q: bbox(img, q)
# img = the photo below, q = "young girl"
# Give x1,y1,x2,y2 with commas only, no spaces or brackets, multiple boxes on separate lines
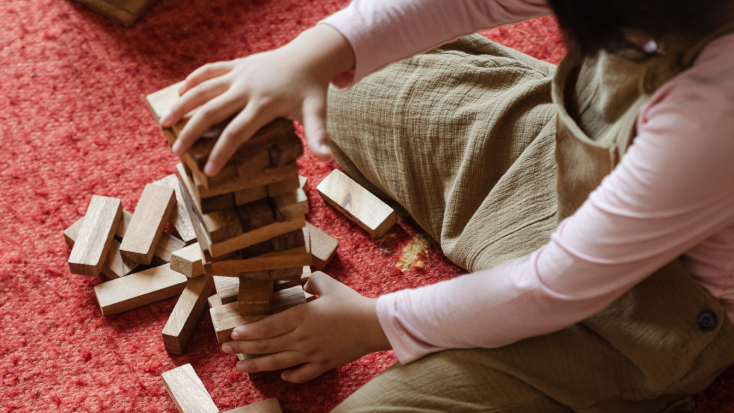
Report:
159,0,734,410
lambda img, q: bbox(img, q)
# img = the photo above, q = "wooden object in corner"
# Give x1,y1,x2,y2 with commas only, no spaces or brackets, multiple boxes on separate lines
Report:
120,184,176,265
170,243,204,278
161,364,218,413
68,196,123,276
162,275,214,355
153,174,197,244
305,223,339,270
317,169,397,238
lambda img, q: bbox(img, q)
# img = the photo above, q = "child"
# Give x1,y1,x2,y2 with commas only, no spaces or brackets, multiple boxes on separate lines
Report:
160,0,734,411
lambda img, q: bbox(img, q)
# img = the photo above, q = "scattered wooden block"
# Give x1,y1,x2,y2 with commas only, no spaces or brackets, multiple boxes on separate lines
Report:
317,169,397,238
206,247,311,276
299,175,308,193
210,286,307,343
266,176,301,198
270,189,309,222
72,0,160,27
161,364,218,413
214,276,239,304
268,140,303,168
65,214,137,279
156,232,187,263
236,199,275,233
208,294,223,308
120,184,176,265
162,275,214,355
222,398,283,413
238,278,274,315
170,243,204,278
202,209,243,243
68,196,123,276
305,223,339,270
275,267,310,291
64,209,131,248
94,263,188,316
153,174,197,244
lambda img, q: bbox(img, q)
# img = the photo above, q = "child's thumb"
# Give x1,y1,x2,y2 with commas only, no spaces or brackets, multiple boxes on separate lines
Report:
302,95,332,161
304,271,337,297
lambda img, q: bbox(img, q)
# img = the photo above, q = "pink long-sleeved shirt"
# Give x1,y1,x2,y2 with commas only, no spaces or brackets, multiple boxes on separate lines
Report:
321,0,734,364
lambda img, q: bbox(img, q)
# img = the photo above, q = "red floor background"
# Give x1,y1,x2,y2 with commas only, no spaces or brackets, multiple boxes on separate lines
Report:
1,0,733,412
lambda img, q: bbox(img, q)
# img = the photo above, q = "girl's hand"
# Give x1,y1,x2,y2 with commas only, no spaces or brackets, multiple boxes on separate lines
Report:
159,24,355,176
221,272,391,383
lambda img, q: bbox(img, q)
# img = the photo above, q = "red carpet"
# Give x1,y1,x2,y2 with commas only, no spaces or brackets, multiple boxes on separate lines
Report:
1,1,732,412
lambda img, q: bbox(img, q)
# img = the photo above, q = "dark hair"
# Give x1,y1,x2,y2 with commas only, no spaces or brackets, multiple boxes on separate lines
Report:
546,0,734,56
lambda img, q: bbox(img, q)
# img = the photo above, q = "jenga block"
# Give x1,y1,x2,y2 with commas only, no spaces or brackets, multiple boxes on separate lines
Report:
205,162,239,188
234,185,269,206
236,199,275,232
64,209,131,248
317,169,397,238
120,184,176,265
267,177,301,198
94,263,188,316
162,275,215,355
65,215,137,279
202,209,243,243
238,278,274,315
270,229,306,252
196,163,299,199
239,239,275,259
270,189,309,222
275,267,310,291
68,196,123,276
305,223,339,270
72,0,160,27
153,174,197,244
161,364,218,413
208,294,223,308
171,243,204,278
268,140,303,168
214,276,239,304
270,266,305,281
235,150,271,178
210,286,307,343
200,193,236,214
222,398,282,413
206,247,311,276
299,175,308,193
156,232,187,263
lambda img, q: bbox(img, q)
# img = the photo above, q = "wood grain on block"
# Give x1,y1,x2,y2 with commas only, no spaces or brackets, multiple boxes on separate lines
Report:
235,150,271,178
161,364,218,413
266,176,300,198
201,193,236,214
209,215,307,258
196,163,299,199
239,239,275,259
268,139,303,168
207,247,311,276
208,294,223,308
202,209,242,243
222,398,282,413
305,223,339,270
63,209,131,248
205,162,239,188
236,199,275,233
156,232,187,263
317,169,397,238
162,275,214,355
153,174,197,244
238,278,274,315
269,266,304,281
271,188,309,222
210,286,307,343
214,276,239,304
94,263,188,316
234,185,269,206
299,175,308,193
120,184,176,265
170,243,203,278
72,0,160,27
275,267,310,291
68,196,123,276
66,224,137,279
270,229,306,252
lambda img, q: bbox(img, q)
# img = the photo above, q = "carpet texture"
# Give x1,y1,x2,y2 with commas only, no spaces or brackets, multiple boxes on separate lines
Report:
0,0,732,412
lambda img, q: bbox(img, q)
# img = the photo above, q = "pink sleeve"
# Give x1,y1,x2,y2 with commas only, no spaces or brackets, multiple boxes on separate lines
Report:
376,36,734,364
320,0,551,87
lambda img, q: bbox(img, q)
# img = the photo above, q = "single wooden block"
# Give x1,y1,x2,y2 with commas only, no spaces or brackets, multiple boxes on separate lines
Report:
234,185,269,206
214,276,239,304
64,209,130,248
236,199,275,232
205,162,239,188
269,266,304,281
153,174,197,244
156,232,187,263
94,263,188,316
68,196,123,276
299,175,308,193
208,294,223,308
162,275,215,355
210,286,307,343
196,163,299,199
202,209,243,243
120,184,176,265
275,267,310,291
317,169,397,238
270,188,309,222
239,239,275,259
72,0,160,27
305,223,339,270
65,214,138,279
235,150,271,178
200,193,236,214
270,228,306,252
268,139,303,168
267,176,301,198
206,247,311,276
222,398,282,413
238,278,274,315
170,243,204,278
161,364,218,413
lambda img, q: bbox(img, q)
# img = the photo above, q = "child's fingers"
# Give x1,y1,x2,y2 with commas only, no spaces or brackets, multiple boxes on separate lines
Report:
172,91,244,156
303,271,338,297
205,102,272,175
301,93,332,161
231,305,300,341
180,61,237,95
162,78,230,128
281,362,327,384
236,350,304,374
223,332,296,356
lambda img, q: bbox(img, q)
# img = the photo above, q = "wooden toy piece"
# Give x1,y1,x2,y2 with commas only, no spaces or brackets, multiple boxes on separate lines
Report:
210,286,307,343
153,174,197,244
155,232,187,263
170,243,204,278
317,169,397,238
120,184,176,265
94,263,188,316
222,398,283,413
299,175,308,193
72,0,160,27
266,176,301,198
207,247,311,277
271,228,306,252
214,276,239,304
64,209,131,248
268,139,304,168
239,239,275,259
305,223,339,270
208,294,223,308
235,150,271,178
68,196,123,276
196,163,299,199
162,275,215,355
238,278,274,316
161,364,218,413
274,267,310,289
236,199,275,233
65,212,138,279
234,185,269,206
202,209,243,243
200,193,236,214
270,189,309,222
